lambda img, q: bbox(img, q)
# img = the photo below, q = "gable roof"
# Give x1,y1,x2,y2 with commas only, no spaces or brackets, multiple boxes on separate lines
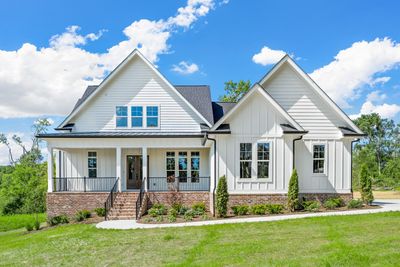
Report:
58,49,212,128
211,101,236,123
210,83,305,132
259,55,363,135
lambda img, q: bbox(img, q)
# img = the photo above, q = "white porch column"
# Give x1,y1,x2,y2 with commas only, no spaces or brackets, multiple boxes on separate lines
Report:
142,147,148,191
116,147,122,192
47,145,54,192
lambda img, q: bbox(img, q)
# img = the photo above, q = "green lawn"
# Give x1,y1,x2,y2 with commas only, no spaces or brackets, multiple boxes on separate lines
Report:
0,213,46,232
1,212,400,266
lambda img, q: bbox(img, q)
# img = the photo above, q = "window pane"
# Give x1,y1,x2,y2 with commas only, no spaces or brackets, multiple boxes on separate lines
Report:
179,152,187,156
191,157,200,171
166,158,175,170
257,162,269,178
116,117,127,127
191,151,200,157
313,160,324,173
240,161,251,178
257,143,270,160
88,158,97,168
147,117,158,127
131,106,143,116
166,152,175,157
88,169,97,178
88,152,96,157
179,158,187,170
167,171,175,178
147,106,158,116
131,117,143,127
116,106,127,116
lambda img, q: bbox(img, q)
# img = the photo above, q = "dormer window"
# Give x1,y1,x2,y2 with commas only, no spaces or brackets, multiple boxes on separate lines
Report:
116,106,128,127
131,106,143,127
146,106,159,127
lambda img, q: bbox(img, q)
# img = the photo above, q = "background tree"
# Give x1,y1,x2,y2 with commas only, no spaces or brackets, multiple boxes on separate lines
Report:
219,80,251,102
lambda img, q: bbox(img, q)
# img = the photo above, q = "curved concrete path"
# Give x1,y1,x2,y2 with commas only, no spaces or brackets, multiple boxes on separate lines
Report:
96,199,400,230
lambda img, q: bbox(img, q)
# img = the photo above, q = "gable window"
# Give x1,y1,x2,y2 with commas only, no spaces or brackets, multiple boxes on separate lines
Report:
88,152,97,178
131,106,143,127
178,152,188,182
146,106,159,127
257,143,270,178
240,143,252,178
116,106,128,127
191,152,200,182
166,152,175,179
313,144,325,174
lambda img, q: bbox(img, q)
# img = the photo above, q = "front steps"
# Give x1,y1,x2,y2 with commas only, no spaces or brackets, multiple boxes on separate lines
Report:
107,192,139,220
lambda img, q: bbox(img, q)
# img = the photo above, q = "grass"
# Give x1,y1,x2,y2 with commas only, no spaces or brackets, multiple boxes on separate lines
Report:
0,212,400,266
0,213,46,232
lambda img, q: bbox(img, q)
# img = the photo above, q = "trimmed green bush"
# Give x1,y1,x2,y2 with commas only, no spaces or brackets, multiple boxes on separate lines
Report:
231,205,249,216
80,210,91,219
192,202,206,216
360,164,374,205
266,204,284,214
94,207,106,217
323,198,344,209
172,203,188,215
184,209,195,221
347,199,363,209
303,201,320,212
47,215,69,226
251,204,267,215
216,175,229,217
167,214,177,223
287,169,299,211
168,208,178,217
25,223,33,231
148,204,167,217
75,212,85,222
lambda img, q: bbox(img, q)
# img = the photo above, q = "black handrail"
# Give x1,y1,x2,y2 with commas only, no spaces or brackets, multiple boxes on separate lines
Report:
135,177,146,220
53,177,117,192
104,177,119,221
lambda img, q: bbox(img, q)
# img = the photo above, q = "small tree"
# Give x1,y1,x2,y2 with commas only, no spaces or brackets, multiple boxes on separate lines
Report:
216,175,229,217
360,164,374,205
287,169,299,211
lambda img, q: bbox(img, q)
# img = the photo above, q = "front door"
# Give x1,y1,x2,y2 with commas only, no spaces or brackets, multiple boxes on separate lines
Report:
126,155,142,190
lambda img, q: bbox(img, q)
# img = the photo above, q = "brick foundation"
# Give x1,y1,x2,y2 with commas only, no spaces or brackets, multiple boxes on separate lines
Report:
146,192,211,211
299,193,353,203
47,192,109,218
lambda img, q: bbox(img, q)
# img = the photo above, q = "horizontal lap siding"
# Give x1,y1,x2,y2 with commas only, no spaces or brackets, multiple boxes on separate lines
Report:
71,57,203,132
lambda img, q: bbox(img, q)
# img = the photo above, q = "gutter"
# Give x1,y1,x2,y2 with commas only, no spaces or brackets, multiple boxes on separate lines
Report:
292,134,305,169
350,138,361,193
204,133,217,217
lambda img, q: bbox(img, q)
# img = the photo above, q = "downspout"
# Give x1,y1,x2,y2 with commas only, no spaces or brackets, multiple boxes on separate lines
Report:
350,138,360,193
292,135,304,169
205,133,217,216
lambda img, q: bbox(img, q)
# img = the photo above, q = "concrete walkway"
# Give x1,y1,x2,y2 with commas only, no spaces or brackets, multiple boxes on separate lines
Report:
96,199,400,230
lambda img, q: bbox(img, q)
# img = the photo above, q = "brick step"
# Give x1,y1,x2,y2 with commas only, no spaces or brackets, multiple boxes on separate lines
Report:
107,215,135,220
110,209,136,213
112,204,136,208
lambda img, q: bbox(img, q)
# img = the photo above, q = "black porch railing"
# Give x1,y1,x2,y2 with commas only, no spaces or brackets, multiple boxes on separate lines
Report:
53,177,117,192
135,177,146,220
104,177,119,221
148,176,210,192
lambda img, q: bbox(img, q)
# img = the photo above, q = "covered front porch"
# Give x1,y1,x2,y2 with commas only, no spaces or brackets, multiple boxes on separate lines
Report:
47,139,212,194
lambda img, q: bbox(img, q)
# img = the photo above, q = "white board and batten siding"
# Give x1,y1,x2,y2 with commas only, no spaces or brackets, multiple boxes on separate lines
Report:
215,91,294,194
261,62,353,193
70,56,205,132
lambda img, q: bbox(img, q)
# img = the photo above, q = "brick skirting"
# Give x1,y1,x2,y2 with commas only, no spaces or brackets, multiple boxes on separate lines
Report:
146,192,211,211
47,192,109,218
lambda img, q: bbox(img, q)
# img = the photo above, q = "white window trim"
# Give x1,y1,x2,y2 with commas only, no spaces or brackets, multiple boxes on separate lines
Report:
114,104,160,129
130,106,144,129
311,142,327,176
165,150,201,179
87,151,97,178
145,105,160,129
256,142,272,181
239,142,253,179
115,106,128,128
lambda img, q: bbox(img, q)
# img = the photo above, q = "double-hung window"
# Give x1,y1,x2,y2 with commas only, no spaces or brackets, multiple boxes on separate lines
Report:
240,143,252,178
191,152,200,182
131,106,143,127
313,144,325,174
166,152,175,179
116,106,128,127
146,106,158,127
178,152,188,182
88,152,97,178
257,143,270,178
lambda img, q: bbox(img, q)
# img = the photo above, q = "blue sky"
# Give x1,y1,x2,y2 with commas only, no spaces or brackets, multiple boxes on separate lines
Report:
0,0,400,164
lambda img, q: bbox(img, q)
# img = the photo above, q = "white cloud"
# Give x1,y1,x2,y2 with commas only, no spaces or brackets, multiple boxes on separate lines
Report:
310,38,400,108
252,46,287,66
171,61,199,74
0,0,216,119
349,91,400,119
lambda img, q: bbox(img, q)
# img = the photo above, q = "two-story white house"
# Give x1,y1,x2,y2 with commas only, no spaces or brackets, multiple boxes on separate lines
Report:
39,49,364,220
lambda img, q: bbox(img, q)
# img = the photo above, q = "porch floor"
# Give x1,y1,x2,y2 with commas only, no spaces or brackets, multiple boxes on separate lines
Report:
96,199,400,230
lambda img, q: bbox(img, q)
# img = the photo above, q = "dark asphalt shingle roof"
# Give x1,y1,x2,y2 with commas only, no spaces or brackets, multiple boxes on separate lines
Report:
211,102,236,123
338,126,366,137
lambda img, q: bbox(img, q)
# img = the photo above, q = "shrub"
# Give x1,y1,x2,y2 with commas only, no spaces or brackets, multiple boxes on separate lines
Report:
167,214,177,223
231,205,249,216
184,209,195,221
360,164,374,205
94,207,106,217
323,198,344,209
34,220,40,230
47,215,69,226
216,175,229,217
266,204,284,214
303,201,320,212
148,204,166,217
347,199,363,209
251,204,267,215
156,215,164,222
192,202,206,216
287,169,299,211
25,223,33,231
168,208,178,217
75,212,85,222
80,210,91,219
172,203,188,215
